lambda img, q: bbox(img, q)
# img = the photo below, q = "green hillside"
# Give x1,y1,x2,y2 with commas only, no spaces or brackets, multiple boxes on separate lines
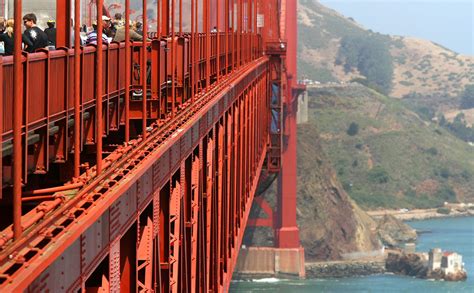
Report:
306,84,474,209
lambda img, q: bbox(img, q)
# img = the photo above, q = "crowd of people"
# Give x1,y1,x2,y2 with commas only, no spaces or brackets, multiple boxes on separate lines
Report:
0,12,146,56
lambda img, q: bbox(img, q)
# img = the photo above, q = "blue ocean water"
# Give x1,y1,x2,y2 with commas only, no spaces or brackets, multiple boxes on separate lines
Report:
230,217,474,292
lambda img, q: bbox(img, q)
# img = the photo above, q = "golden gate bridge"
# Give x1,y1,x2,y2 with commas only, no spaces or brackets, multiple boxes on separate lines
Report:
0,0,305,291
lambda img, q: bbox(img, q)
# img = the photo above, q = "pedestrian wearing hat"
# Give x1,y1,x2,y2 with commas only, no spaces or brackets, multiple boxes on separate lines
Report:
102,15,116,39
86,20,110,45
44,19,56,47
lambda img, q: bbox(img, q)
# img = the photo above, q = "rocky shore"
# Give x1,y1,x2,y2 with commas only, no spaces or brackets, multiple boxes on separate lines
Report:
305,260,386,278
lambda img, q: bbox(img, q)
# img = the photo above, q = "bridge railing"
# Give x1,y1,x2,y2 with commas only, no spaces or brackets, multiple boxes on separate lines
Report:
1,33,262,184
0,30,263,248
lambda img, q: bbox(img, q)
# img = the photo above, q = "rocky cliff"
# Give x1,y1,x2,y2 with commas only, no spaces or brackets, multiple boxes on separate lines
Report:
243,124,381,261
377,215,417,247
386,252,428,277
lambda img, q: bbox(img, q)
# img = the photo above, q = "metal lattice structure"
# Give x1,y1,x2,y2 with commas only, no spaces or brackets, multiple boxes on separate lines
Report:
0,0,303,291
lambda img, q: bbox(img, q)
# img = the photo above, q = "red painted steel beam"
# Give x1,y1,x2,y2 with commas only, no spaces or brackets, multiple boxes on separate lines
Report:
125,0,131,142
56,0,71,48
142,0,148,138
96,0,104,174
274,0,302,249
73,0,82,178
12,0,23,241
162,0,170,36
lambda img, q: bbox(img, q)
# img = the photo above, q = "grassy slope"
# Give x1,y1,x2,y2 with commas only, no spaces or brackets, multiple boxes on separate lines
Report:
307,84,474,209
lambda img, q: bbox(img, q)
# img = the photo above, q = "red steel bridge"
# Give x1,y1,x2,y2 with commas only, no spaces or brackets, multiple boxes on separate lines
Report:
0,0,304,291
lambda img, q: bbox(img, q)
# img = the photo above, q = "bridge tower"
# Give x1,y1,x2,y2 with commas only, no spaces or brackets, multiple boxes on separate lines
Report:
236,0,306,278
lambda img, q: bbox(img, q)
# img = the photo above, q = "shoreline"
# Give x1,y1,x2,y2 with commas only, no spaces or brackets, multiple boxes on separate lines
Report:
367,207,474,221
305,259,386,279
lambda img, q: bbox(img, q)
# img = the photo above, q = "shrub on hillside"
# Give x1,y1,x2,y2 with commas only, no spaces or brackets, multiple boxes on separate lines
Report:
461,170,472,181
425,147,438,156
347,122,359,136
368,166,390,184
439,167,451,179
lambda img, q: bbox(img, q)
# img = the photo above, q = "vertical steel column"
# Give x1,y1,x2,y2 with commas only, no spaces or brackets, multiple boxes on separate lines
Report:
235,96,241,221
13,0,23,240
74,0,81,178
253,0,257,60
192,0,197,96
216,0,220,81
137,213,154,291
125,0,131,142
96,0,104,174
205,133,214,292
205,0,210,87
0,56,3,200
56,0,71,48
249,0,252,60
162,0,170,36
190,151,200,293
224,0,229,75
232,101,238,241
216,121,224,289
275,0,301,249
230,0,234,71
197,141,205,291
179,0,183,34
170,179,181,293
142,0,148,138
153,186,162,291
237,0,241,67
171,0,176,116
190,0,195,102
157,0,160,35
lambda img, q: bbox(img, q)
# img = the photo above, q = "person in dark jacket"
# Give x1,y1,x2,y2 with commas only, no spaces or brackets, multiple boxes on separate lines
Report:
135,22,143,36
0,19,14,55
22,13,48,53
44,19,56,46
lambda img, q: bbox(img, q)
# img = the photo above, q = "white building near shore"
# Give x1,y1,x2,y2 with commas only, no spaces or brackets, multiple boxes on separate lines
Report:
441,252,463,275
429,248,464,275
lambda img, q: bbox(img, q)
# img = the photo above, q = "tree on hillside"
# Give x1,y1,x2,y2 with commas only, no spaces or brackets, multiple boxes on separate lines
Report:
338,34,394,94
444,113,474,142
460,84,474,109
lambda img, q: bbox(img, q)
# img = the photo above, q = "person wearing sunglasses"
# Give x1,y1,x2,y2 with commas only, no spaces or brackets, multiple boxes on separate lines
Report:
22,13,48,53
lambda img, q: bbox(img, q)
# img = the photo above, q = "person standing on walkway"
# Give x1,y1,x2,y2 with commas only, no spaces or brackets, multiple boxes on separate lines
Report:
44,19,57,47
22,13,48,53
86,20,110,45
0,19,15,55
